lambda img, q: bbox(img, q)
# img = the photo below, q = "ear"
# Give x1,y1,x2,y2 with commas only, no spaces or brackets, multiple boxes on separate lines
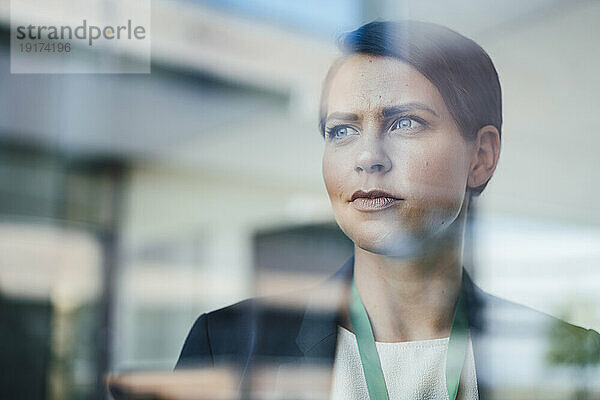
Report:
467,125,501,189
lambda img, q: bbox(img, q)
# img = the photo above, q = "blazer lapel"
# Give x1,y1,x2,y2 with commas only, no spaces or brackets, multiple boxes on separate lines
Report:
243,257,354,399
295,256,354,362
462,270,492,400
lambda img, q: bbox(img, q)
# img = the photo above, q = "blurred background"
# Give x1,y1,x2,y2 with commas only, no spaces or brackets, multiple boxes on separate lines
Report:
0,0,599,399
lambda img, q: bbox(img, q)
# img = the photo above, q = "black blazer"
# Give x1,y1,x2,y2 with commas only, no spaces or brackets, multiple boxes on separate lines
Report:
176,256,600,399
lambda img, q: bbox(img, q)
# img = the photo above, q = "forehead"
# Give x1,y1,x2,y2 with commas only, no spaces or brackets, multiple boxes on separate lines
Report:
326,54,446,117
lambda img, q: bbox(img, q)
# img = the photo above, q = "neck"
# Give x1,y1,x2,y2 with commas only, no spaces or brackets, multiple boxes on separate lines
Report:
349,214,467,342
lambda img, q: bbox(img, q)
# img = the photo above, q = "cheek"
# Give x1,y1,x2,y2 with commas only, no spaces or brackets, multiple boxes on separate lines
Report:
405,141,470,201
400,140,470,231
322,148,349,202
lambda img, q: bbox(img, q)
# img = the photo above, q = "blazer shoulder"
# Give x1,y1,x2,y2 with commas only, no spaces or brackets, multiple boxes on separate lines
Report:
175,293,310,370
175,312,212,369
175,298,255,370
475,287,600,364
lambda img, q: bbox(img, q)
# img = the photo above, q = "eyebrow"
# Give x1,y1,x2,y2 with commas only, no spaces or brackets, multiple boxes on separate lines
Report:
325,102,439,124
382,103,439,118
325,112,360,122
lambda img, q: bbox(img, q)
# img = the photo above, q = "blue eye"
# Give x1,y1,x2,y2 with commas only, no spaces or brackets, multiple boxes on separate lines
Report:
389,117,424,133
326,125,359,140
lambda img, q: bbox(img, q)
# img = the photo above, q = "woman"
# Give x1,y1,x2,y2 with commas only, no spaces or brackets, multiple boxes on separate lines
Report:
176,21,599,399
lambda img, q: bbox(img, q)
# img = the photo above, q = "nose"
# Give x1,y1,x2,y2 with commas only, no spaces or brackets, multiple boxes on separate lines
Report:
354,140,392,174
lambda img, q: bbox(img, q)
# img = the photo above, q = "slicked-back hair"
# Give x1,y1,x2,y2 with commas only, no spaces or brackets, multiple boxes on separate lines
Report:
320,20,502,196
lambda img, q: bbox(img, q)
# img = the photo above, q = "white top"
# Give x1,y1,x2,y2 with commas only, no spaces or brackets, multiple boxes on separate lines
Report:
330,326,478,400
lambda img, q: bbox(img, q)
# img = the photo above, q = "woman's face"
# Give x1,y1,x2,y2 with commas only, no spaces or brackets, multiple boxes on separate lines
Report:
322,54,474,256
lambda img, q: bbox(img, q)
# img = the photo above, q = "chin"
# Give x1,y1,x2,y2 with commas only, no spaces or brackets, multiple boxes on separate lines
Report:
343,222,428,258
357,238,424,258
340,213,463,258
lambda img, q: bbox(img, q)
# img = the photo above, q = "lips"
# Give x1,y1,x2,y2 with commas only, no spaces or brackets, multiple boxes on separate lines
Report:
351,190,400,202
350,189,403,211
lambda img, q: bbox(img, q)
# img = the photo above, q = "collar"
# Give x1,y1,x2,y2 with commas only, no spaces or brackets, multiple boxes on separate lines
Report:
295,255,486,356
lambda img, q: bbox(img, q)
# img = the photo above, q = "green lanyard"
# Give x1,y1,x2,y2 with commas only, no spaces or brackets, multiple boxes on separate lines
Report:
349,279,469,400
